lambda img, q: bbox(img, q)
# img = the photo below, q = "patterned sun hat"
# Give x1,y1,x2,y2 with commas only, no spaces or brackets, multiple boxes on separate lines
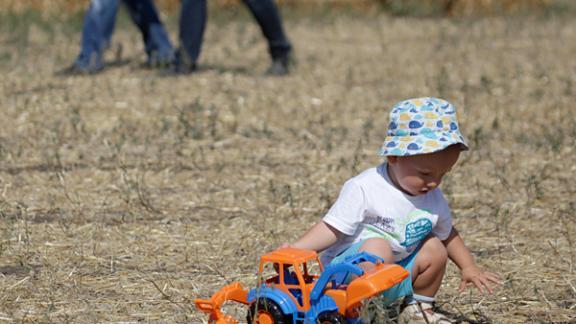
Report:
379,97,468,156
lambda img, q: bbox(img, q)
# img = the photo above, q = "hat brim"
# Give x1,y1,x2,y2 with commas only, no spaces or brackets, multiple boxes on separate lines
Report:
378,131,468,156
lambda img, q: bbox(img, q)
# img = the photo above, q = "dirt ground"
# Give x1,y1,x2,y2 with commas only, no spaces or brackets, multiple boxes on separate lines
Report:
0,6,575,323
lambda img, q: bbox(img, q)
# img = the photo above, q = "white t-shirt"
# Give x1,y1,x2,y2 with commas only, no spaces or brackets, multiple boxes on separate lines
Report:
321,163,453,264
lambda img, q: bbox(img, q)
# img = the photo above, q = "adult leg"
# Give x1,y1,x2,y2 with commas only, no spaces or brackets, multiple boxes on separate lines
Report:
99,0,118,48
75,0,120,72
177,0,207,68
241,0,291,59
241,0,292,75
122,0,174,66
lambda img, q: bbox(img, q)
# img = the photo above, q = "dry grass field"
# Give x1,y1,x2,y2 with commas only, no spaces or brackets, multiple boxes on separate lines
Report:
0,3,575,323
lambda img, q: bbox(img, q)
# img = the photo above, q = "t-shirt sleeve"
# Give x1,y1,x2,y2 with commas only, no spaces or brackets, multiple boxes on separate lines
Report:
431,191,453,240
322,180,366,236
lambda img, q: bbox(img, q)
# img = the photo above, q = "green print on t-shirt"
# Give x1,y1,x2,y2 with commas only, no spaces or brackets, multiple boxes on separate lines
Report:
400,209,433,248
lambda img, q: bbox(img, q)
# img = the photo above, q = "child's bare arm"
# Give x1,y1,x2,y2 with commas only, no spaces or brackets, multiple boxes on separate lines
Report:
443,227,501,294
285,221,342,252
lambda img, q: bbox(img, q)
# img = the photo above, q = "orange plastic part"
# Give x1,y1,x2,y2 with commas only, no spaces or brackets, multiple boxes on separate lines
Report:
254,310,275,324
194,282,249,324
323,289,347,314
195,248,410,323
323,263,409,316
258,247,324,312
345,263,409,309
260,248,320,268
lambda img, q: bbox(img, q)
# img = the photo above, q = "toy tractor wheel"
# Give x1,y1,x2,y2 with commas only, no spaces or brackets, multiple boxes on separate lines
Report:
246,298,291,324
317,311,346,324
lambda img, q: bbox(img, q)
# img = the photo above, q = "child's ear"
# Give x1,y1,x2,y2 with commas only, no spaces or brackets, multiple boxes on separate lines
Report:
387,156,398,165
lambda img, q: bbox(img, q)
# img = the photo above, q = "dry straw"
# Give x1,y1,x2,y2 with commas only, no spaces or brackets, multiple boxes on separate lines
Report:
0,1,575,323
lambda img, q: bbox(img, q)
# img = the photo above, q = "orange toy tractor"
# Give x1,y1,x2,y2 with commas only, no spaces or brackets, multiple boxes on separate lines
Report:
195,247,409,323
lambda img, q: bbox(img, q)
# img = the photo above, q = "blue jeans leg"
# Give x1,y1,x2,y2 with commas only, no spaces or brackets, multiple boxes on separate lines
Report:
242,0,292,59
178,0,207,65
76,0,119,69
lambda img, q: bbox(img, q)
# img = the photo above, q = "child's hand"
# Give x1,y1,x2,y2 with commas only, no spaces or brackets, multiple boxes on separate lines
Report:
459,265,501,294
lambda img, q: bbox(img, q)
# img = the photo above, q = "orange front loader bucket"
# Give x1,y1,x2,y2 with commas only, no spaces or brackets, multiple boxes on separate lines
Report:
195,282,250,324
345,263,409,310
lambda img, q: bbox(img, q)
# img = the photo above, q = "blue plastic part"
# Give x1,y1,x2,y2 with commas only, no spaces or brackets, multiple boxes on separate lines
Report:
306,294,339,320
247,285,299,316
310,262,363,302
245,251,386,323
343,251,385,265
331,251,386,284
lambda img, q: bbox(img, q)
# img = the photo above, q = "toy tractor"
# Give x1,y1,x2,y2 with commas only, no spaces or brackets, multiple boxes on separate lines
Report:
195,247,409,323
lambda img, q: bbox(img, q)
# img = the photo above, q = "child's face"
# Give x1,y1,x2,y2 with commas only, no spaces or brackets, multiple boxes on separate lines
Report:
387,145,461,196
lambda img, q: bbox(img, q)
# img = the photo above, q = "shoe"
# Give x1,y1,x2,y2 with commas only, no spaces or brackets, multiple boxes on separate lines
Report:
397,302,453,324
58,62,103,76
173,62,197,74
162,61,196,75
58,53,104,76
265,53,293,76
145,49,176,69
162,48,197,75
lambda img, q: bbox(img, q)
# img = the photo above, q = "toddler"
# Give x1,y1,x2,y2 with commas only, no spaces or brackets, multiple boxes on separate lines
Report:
285,97,500,323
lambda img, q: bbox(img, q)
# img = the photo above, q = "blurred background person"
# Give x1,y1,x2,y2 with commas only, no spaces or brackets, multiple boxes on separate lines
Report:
173,0,293,76
65,0,174,74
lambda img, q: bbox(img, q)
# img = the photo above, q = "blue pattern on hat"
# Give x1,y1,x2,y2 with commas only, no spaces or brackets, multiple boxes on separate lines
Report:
407,143,421,150
379,97,468,156
409,121,424,129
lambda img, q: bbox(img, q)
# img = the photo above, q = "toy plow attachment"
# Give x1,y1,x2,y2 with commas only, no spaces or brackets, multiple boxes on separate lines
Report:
194,282,249,324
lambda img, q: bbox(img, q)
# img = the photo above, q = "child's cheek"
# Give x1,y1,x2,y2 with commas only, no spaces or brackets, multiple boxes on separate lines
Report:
401,177,417,192
411,177,426,191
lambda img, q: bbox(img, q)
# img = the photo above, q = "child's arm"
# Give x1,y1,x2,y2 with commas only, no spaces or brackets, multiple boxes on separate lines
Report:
285,221,343,252
443,227,501,294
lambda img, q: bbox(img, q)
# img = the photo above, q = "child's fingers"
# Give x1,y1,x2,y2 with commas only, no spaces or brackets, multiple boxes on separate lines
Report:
472,277,486,294
475,276,497,294
485,272,501,284
489,271,501,279
459,280,468,292
481,279,494,294
479,272,501,290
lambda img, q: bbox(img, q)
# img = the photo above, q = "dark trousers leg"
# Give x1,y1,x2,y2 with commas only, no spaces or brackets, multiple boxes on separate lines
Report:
242,0,291,59
122,0,173,59
178,0,207,64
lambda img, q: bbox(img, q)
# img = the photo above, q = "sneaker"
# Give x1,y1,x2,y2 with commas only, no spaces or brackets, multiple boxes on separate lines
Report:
397,302,453,324
265,53,293,76
163,61,197,75
163,48,197,75
59,53,104,76
146,49,176,69
58,62,103,75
